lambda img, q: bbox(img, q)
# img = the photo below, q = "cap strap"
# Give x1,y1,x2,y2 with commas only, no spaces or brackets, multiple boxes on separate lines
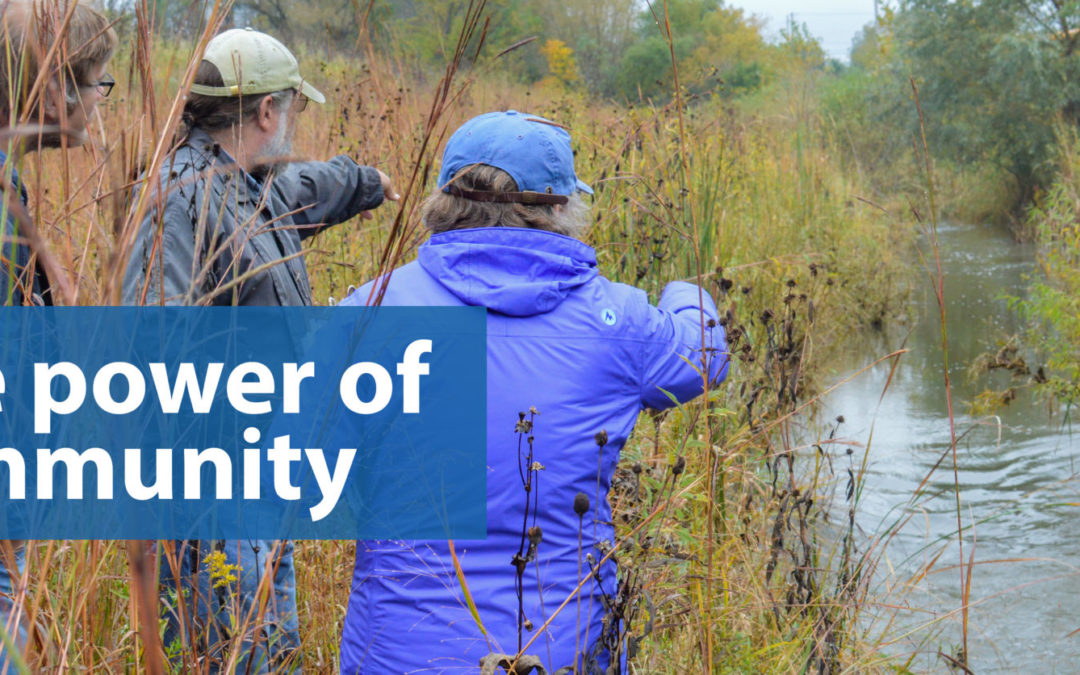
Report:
445,184,568,205
188,83,246,97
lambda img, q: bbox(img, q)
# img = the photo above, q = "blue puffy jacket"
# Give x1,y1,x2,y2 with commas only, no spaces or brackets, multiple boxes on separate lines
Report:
339,227,728,673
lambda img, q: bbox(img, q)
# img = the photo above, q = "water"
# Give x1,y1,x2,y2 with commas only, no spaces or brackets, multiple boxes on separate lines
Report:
817,222,1080,672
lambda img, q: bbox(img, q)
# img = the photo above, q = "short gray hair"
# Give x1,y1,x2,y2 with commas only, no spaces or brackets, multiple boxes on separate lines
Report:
421,164,590,238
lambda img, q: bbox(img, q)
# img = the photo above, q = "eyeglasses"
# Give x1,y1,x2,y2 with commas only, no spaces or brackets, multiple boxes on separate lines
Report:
88,74,115,98
293,92,309,113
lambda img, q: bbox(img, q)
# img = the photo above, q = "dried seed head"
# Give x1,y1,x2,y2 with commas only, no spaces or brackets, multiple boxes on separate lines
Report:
631,463,642,475
595,430,608,447
672,455,686,476
527,525,543,546
514,412,530,434
574,492,590,516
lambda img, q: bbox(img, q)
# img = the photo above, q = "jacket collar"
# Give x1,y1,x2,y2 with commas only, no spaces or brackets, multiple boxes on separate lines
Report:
418,227,598,316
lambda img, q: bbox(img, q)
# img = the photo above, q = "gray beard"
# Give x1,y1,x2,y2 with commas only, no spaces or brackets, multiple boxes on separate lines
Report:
255,120,293,170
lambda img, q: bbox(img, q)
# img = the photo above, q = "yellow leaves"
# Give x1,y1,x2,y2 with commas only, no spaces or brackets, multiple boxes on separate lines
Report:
539,38,581,89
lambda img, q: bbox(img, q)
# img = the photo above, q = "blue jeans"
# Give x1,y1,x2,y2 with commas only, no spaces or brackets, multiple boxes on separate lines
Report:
0,546,26,675
160,539,301,674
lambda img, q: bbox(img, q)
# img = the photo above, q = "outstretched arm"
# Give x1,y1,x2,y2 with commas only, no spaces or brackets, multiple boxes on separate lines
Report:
273,157,397,238
639,281,730,410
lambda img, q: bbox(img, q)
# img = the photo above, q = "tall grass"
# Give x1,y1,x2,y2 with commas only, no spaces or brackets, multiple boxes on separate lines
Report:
6,3,921,672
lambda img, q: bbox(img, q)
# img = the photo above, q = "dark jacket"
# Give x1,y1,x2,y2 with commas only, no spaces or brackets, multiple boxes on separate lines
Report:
339,227,730,672
0,150,51,306
122,127,384,306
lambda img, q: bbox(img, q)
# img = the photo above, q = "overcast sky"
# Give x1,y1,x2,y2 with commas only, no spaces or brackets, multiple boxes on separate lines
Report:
725,0,879,61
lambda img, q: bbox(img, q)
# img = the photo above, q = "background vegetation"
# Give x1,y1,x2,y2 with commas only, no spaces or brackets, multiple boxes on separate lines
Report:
14,0,1080,672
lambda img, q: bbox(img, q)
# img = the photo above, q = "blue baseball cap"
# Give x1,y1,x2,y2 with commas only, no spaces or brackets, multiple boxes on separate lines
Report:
437,111,593,201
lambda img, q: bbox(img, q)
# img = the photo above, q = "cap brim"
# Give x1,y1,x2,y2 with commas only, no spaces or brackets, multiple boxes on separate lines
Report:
300,80,326,104
576,178,594,195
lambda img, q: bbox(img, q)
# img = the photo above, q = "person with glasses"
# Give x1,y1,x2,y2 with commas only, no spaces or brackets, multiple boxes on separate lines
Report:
121,27,398,674
0,2,117,672
0,1,117,307
123,27,396,308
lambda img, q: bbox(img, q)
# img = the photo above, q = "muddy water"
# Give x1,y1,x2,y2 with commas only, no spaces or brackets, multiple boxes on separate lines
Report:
817,222,1080,673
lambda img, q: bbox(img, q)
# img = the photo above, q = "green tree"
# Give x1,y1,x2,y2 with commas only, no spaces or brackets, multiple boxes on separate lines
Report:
884,0,1080,204
611,0,775,101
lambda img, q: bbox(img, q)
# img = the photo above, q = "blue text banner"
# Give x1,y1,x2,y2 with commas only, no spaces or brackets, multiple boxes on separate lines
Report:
0,307,487,540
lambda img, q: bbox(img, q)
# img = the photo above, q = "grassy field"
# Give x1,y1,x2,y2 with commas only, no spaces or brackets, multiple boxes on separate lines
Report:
7,11,922,674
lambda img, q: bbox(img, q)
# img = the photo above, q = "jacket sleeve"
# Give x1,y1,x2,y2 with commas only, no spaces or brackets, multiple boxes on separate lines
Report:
272,157,385,239
639,281,730,410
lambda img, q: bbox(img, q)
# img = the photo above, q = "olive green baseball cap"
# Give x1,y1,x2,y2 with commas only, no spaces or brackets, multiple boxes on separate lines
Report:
188,27,325,104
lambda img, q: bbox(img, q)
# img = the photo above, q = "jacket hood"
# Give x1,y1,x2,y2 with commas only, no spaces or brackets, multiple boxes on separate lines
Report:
417,227,598,316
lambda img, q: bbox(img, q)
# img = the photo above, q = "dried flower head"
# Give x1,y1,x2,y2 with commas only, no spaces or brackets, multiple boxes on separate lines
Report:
574,492,590,516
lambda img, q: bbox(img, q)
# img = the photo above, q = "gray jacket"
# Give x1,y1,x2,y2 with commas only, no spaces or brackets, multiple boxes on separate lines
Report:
122,127,384,306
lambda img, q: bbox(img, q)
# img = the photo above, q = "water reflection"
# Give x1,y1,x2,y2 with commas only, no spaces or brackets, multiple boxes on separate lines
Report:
817,222,1080,672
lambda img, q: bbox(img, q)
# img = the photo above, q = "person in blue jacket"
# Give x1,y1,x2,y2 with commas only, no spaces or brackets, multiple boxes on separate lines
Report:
338,110,729,673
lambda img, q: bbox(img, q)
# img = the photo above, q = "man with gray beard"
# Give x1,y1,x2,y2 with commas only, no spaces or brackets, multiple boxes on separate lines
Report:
121,27,397,673
123,27,397,307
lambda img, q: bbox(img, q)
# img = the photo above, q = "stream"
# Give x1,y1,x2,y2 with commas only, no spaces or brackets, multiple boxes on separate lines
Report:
818,221,1080,673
